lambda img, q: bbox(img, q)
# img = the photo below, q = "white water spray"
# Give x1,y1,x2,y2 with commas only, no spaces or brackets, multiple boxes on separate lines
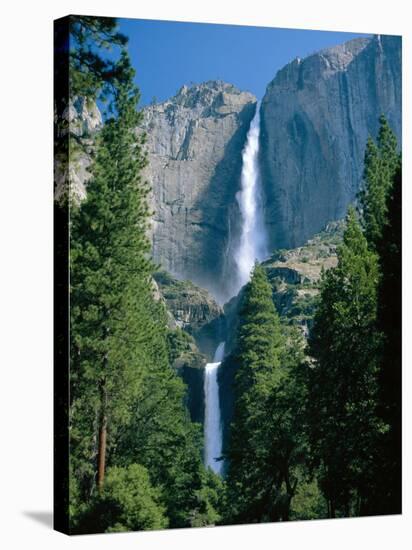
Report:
204,342,225,475
234,102,268,291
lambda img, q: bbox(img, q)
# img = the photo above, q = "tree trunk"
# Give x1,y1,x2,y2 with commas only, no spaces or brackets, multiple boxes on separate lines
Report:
283,466,297,521
97,379,108,492
281,496,291,521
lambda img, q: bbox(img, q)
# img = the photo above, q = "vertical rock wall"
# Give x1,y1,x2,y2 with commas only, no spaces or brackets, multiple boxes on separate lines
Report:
141,81,257,302
260,35,401,249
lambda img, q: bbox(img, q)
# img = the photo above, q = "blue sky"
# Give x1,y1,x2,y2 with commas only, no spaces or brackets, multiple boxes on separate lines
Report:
117,18,369,106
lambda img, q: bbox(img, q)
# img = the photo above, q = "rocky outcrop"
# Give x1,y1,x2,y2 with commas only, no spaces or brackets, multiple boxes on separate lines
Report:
263,220,342,286
264,221,343,333
142,81,257,302
224,221,343,349
54,97,102,204
64,96,102,137
153,270,225,359
154,269,228,424
260,35,401,250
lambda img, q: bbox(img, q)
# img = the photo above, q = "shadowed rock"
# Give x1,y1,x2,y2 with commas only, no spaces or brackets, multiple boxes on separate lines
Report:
260,35,401,250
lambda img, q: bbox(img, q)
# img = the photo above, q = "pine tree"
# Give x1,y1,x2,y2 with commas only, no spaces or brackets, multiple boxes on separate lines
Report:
357,117,401,514
113,349,207,528
372,164,402,514
69,50,211,530
225,264,287,523
360,115,400,249
307,208,383,517
69,16,128,101
75,464,168,533
236,264,283,393
54,16,130,211
70,50,153,500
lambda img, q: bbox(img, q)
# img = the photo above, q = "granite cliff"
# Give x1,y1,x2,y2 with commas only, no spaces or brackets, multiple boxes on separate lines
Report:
260,35,401,249
59,35,401,305
154,270,225,360
141,81,256,302
54,97,102,204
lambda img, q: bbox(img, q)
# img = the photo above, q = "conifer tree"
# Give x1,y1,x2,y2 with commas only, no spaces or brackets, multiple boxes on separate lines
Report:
70,50,153,498
69,50,212,530
373,164,402,514
75,464,168,533
225,265,287,522
357,117,401,514
307,208,383,517
68,16,128,101
360,115,400,249
113,347,208,528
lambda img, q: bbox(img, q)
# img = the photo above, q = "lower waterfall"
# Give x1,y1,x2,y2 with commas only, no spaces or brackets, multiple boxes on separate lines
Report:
204,342,225,474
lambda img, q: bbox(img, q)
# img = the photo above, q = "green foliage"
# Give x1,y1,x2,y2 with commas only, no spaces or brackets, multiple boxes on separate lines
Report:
75,464,168,533
307,208,384,516
190,470,225,527
290,475,327,521
69,16,128,101
236,264,283,394
113,364,206,528
371,163,402,514
357,117,401,514
166,327,203,369
69,46,210,533
225,266,308,523
360,115,401,249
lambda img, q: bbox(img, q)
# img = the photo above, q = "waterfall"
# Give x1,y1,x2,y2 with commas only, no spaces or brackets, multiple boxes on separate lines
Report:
203,104,268,475
233,102,268,292
204,342,225,474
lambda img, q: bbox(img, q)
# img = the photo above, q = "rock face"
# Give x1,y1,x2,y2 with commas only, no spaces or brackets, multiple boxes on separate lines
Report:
64,96,103,137
154,269,227,424
260,35,401,250
262,221,343,336
54,97,102,204
142,81,257,302
263,220,342,286
60,36,401,305
153,271,225,360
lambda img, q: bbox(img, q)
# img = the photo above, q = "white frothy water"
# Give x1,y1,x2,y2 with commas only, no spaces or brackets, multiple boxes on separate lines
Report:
234,102,268,291
204,342,225,474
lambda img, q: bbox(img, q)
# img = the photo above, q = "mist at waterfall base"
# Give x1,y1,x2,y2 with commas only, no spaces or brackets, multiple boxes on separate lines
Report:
203,103,269,475
204,342,226,475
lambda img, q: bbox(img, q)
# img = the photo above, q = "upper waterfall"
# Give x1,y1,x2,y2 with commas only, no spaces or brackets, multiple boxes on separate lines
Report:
233,102,268,293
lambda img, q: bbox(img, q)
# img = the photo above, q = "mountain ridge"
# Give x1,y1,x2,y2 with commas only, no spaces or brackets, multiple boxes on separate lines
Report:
58,34,401,303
